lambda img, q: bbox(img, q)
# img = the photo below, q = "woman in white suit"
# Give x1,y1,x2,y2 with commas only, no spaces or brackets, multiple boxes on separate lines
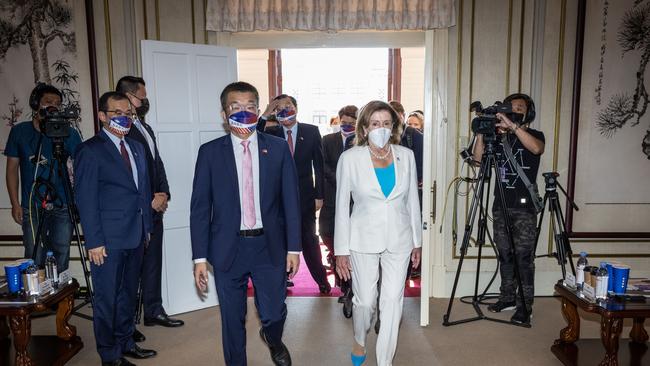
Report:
335,101,422,366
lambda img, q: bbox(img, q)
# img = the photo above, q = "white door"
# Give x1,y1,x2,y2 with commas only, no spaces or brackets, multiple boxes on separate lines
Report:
141,40,237,315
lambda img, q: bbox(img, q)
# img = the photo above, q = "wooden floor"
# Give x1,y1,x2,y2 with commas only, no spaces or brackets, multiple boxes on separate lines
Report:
21,296,642,365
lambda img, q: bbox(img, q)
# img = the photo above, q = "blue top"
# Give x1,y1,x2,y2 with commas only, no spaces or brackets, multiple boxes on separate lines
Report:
374,163,395,198
4,121,82,208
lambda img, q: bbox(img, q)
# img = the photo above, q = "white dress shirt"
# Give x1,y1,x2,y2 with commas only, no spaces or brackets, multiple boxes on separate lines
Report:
282,122,298,151
230,132,263,230
103,128,138,189
133,117,156,158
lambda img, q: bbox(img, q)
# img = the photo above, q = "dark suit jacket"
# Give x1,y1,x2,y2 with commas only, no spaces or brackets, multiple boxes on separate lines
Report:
126,120,170,219
257,120,324,214
189,132,301,272
73,130,153,250
401,126,424,185
319,132,345,237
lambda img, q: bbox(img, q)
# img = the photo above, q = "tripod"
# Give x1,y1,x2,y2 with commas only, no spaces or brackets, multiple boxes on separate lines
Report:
443,135,531,328
32,135,94,320
533,172,579,279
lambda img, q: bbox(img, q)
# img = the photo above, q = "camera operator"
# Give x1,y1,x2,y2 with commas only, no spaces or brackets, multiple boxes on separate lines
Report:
471,93,544,325
4,83,82,270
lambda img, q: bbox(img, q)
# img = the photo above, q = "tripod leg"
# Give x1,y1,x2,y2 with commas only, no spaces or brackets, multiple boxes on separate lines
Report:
553,198,576,276
443,155,490,325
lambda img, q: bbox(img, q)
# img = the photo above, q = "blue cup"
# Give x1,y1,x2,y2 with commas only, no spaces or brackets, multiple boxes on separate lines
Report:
611,265,630,295
4,262,21,293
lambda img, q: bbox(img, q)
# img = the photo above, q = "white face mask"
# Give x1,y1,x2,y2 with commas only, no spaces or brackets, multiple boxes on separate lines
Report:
330,125,341,133
368,127,391,148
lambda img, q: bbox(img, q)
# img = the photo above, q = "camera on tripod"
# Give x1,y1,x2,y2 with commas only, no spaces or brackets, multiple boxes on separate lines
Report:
469,100,525,136
39,105,79,139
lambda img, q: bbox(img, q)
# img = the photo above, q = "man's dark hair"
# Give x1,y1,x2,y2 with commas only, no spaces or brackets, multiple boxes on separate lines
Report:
220,81,260,111
272,94,297,109
338,105,358,119
116,76,145,94
99,91,130,112
29,83,63,111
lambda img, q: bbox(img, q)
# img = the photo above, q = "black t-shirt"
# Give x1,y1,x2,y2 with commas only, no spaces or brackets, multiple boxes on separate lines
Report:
492,128,545,211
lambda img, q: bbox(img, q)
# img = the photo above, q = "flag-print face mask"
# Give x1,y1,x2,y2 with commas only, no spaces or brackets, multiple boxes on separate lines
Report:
276,107,296,126
107,115,133,136
228,110,258,135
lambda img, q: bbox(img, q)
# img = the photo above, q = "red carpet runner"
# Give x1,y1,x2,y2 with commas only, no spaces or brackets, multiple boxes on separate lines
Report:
247,244,420,297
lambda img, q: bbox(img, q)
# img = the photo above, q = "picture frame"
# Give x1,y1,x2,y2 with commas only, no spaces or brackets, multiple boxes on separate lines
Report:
566,0,650,238
0,0,99,242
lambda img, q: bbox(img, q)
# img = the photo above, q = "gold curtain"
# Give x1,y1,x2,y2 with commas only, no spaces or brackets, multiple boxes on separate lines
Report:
206,0,456,32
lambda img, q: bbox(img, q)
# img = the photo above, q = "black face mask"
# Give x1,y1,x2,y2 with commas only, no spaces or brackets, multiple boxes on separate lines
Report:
136,98,150,116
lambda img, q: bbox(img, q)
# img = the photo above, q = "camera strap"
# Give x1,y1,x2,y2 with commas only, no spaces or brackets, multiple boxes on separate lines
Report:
501,136,544,213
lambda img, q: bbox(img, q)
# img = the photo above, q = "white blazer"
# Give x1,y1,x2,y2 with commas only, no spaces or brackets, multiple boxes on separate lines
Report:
334,144,422,256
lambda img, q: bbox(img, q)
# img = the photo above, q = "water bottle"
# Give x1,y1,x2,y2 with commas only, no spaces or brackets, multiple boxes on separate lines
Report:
45,251,59,288
595,262,609,300
25,263,40,296
576,252,588,290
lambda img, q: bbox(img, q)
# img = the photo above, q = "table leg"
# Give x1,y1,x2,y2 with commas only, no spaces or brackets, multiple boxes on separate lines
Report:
599,316,623,366
554,297,580,345
56,291,77,340
9,314,34,366
630,317,648,343
0,315,9,339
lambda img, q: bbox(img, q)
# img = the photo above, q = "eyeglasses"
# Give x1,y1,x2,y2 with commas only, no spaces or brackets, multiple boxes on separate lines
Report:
104,109,134,117
228,103,258,113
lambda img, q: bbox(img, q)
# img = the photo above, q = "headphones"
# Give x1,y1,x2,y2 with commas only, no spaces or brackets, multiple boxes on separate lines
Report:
29,82,62,111
503,93,536,124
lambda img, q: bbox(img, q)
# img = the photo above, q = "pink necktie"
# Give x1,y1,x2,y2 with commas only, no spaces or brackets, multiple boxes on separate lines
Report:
287,130,294,156
241,140,255,229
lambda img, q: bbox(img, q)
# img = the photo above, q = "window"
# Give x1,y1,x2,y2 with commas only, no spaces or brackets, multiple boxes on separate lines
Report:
282,48,389,134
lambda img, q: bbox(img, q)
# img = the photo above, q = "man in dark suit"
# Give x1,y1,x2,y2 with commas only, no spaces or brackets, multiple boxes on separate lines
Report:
320,105,357,315
257,94,331,294
389,100,424,194
191,82,301,366
74,92,156,366
116,76,184,337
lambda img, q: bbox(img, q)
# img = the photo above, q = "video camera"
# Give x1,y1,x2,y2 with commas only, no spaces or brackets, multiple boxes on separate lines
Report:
38,105,79,139
469,101,525,136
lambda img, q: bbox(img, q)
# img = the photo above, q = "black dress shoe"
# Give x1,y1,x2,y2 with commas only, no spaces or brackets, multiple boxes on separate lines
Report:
133,328,146,343
143,313,185,327
124,344,157,359
342,293,353,319
102,357,136,366
319,284,331,295
259,328,292,366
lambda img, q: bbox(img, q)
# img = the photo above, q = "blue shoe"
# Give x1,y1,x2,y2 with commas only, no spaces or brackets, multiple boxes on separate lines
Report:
351,352,366,366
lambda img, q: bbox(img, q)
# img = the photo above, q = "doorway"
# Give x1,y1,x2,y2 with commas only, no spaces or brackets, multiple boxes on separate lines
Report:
238,47,426,298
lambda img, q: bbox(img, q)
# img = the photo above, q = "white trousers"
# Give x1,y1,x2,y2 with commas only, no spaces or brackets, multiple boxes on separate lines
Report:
351,249,411,366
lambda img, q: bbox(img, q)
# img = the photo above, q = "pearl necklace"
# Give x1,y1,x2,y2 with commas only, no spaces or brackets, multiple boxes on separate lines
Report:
368,145,391,160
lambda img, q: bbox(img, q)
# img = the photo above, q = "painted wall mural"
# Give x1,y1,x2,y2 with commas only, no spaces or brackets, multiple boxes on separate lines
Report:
569,0,650,235
0,0,93,235
595,0,650,159
0,0,83,137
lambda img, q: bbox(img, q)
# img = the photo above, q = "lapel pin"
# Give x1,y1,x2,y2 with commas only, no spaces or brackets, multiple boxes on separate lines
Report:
397,156,400,161
300,136,304,141
262,149,268,154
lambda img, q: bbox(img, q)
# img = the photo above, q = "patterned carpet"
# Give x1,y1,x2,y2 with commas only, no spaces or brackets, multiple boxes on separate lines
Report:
247,243,421,297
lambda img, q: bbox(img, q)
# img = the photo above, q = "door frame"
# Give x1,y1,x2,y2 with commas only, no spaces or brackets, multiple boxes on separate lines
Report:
212,29,451,327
